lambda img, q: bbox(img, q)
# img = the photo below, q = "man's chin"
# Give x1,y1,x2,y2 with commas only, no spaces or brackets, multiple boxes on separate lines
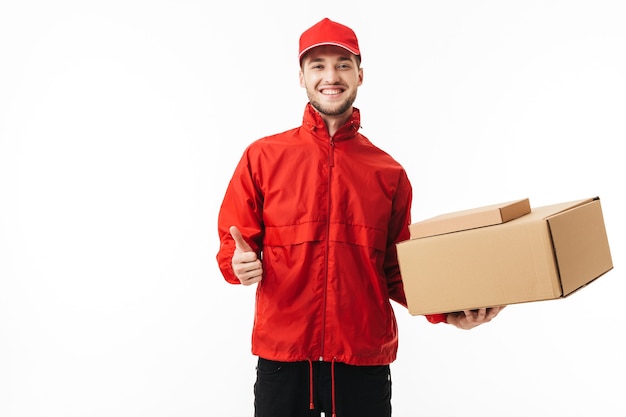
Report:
310,101,352,117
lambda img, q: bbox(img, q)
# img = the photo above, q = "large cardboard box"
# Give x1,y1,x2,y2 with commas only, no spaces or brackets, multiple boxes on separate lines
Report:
397,197,613,316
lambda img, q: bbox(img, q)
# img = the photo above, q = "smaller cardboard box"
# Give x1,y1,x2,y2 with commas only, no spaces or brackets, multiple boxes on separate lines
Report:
397,197,613,316
409,198,531,239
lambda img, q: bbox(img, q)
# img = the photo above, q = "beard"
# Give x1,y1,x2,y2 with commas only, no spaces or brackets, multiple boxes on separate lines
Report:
307,88,357,117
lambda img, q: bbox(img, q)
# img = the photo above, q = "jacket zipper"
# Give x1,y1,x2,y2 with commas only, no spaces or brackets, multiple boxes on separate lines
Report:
320,138,335,361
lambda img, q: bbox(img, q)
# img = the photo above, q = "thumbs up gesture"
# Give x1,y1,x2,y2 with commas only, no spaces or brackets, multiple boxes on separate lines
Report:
230,226,263,286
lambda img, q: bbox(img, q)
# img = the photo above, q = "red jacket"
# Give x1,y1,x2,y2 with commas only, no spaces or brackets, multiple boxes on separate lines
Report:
217,104,446,366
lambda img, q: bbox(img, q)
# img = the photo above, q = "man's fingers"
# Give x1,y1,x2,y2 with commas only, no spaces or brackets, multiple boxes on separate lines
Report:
229,225,262,285
451,306,505,330
463,308,486,322
487,306,505,319
464,309,480,316
232,253,263,286
236,270,263,286
230,225,254,252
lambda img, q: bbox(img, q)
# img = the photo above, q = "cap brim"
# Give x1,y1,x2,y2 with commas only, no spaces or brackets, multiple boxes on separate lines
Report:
298,42,360,60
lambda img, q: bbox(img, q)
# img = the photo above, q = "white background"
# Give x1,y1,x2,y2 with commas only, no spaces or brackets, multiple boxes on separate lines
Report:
1,1,624,416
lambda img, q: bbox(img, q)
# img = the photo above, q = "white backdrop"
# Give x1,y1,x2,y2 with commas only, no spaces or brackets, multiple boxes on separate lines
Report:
1,1,624,416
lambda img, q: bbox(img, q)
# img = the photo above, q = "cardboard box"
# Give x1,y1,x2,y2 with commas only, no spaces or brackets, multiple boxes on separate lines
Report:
397,197,613,315
409,198,531,239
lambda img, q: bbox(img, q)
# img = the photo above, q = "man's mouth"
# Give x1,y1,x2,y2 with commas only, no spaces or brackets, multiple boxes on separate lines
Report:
320,88,343,96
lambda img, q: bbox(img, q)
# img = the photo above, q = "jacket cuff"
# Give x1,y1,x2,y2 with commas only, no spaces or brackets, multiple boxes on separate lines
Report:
424,313,448,324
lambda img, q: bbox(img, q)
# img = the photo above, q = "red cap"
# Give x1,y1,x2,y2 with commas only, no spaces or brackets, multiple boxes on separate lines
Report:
298,18,360,62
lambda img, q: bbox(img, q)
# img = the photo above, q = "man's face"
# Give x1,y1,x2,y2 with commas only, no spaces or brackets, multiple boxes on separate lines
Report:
299,45,363,118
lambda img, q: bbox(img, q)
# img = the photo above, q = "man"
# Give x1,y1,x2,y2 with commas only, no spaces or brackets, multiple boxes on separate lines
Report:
216,17,504,417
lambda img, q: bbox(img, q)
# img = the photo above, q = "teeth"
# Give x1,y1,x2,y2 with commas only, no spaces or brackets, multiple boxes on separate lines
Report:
322,89,342,95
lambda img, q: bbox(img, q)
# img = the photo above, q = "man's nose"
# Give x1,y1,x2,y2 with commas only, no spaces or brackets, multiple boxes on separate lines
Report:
322,68,341,83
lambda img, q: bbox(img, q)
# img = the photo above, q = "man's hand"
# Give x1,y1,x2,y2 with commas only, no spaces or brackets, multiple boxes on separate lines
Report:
230,225,263,286
446,306,505,330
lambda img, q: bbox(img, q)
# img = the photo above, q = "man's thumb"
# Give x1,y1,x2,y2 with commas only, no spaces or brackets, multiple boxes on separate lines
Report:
229,225,253,252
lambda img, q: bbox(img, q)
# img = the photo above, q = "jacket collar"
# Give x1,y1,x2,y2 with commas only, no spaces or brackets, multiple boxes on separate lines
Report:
302,103,361,141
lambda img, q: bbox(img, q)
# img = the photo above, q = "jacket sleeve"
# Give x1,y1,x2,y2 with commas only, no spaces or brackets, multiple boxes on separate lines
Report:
385,169,448,325
384,169,411,307
216,147,264,284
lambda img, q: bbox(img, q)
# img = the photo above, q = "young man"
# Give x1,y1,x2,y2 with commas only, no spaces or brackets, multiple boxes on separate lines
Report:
216,17,504,417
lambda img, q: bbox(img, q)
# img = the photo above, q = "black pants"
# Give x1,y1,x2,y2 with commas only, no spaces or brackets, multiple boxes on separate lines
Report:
254,357,392,417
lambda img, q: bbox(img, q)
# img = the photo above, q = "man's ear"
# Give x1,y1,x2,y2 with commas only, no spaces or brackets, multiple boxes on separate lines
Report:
299,70,305,88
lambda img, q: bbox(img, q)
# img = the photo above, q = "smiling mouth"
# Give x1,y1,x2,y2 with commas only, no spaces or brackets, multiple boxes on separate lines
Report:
321,88,343,96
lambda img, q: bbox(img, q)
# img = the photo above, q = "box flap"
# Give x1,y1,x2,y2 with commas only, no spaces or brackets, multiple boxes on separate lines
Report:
409,198,531,239
531,197,597,219
547,198,613,295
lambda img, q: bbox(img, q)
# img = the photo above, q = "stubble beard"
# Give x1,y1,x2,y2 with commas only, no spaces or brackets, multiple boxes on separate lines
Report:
307,89,357,117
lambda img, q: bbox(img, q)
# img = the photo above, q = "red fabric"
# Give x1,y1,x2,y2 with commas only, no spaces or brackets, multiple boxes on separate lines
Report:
425,313,448,324
298,18,360,61
217,104,442,366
